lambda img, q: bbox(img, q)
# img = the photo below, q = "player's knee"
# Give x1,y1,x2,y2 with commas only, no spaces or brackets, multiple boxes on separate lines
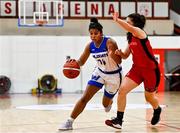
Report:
145,91,155,102
102,101,109,108
118,86,128,96
145,95,151,102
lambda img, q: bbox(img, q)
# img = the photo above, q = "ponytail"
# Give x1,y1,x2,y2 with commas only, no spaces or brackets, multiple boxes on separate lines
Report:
89,17,103,33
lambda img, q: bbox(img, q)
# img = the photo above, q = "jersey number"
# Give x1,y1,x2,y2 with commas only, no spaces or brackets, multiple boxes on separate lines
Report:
97,59,106,65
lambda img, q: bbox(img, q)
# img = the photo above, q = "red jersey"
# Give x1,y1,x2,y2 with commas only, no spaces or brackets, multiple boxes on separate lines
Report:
129,36,158,69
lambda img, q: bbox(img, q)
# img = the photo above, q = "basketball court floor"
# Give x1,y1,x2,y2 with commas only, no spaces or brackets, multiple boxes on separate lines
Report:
0,91,180,133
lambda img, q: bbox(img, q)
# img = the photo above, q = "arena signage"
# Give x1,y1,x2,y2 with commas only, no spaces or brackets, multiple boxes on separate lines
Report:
0,0,169,18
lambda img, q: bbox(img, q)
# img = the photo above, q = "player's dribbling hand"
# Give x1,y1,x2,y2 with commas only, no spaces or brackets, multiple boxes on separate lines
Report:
115,49,123,56
66,59,76,63
112,12,119,22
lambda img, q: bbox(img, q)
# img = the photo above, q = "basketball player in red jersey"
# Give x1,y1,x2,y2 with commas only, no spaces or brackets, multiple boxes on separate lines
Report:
105,12,161,129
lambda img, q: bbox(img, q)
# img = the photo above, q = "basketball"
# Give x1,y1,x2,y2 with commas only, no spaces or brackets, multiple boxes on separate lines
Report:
63,60,80,79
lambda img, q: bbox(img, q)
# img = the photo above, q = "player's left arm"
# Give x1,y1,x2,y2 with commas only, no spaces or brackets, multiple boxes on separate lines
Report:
107,38,122,64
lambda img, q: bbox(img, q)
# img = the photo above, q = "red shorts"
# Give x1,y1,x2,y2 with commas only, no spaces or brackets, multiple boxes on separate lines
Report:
126,65,160,92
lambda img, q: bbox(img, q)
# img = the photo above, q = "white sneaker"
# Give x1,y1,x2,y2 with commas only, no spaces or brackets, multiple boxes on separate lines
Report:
59,119,73,130
105,105,112,112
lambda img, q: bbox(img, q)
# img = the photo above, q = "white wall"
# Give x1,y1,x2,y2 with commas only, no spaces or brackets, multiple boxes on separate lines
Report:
0,36,179,93
170,10,180,27
0,19,174,35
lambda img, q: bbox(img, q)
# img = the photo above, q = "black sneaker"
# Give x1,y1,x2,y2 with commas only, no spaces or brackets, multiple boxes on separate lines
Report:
151,107,162,125
105,117,122,129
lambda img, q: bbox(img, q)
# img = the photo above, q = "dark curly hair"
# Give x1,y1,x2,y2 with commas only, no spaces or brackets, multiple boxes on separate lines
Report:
89,17,103,33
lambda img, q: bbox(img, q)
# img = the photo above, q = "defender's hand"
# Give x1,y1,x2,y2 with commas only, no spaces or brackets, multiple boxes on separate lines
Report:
112,12,119,22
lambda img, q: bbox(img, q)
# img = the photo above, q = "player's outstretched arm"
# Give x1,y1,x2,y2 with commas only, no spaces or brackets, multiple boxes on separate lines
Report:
112,12,145,39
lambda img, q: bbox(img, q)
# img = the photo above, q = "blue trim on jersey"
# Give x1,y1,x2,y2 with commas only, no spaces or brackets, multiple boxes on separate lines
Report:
98,66,122,74
90,37,109,53
88,80,103,88
104,90,116,99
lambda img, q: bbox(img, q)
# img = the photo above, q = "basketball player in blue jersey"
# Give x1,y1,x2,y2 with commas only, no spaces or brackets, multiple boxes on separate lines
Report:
59,18,122,130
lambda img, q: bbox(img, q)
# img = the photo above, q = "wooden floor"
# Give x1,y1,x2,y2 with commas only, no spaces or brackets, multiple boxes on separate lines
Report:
0,91,180,133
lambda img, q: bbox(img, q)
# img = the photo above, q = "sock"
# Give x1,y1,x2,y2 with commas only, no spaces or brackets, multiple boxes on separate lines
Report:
117,111,124,120
68,117,75,122
154,106,161,113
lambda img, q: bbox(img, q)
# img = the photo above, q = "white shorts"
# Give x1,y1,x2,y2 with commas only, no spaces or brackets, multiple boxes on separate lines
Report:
88,67,122,99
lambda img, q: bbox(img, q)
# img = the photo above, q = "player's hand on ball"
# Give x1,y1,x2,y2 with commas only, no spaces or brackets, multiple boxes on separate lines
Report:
66,59,76,63
63,59,80,79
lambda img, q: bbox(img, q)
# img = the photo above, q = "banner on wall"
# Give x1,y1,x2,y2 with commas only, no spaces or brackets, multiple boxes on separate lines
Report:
138,2,152,17
0,0,169,18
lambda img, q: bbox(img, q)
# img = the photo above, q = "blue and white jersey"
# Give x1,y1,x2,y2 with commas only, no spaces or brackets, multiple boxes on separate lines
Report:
90,36,121,72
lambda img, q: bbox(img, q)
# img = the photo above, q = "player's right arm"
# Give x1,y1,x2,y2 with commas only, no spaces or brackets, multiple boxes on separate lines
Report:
112,12,146,39
115,45,131,59
77,43,90,66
